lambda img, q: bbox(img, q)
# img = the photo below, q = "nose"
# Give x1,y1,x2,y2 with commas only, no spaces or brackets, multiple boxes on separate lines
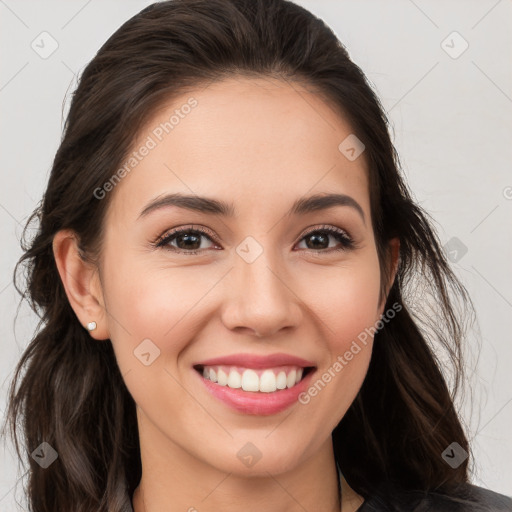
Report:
220,250,302,338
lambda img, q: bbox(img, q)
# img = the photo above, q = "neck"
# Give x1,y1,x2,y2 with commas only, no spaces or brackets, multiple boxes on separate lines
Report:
131,412,364,512
133,469,364,512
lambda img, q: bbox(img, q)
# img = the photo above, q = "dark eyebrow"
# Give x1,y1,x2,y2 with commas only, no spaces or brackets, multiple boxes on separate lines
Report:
290,193,365,224
138,192,365,224
138,193,235,219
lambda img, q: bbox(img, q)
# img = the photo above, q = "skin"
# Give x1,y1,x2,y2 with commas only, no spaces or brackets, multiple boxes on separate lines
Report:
53,75,399,512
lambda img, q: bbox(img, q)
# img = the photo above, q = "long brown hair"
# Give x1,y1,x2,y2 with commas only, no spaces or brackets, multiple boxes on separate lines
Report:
2,0,475,510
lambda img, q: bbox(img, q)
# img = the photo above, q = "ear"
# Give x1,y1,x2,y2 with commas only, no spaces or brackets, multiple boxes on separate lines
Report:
378,236,400,313
52,229,110,340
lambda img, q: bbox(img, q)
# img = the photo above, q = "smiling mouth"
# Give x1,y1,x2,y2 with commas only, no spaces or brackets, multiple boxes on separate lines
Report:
193,364,315,393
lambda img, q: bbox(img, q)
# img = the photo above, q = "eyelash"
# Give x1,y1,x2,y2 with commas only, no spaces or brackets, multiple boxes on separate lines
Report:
151,224,355,256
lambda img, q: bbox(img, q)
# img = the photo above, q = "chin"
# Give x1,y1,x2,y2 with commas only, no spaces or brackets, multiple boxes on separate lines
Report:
198,438,310,477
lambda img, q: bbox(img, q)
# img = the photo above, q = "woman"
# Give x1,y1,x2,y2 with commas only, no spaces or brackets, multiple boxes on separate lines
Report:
3,0,511,511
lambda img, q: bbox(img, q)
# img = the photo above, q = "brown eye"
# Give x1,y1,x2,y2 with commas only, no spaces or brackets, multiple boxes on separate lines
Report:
155,226,218,254
153,224,355,256
296,226,354,253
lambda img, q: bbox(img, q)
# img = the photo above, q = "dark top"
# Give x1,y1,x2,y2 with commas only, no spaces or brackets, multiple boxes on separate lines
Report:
126,482,512,511
356,483,512,511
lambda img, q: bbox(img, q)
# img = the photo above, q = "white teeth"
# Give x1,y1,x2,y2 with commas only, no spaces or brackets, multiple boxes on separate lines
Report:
276,371,287,389
286,369,296,389
259,370,277,393
200,365,308,393
217,368,228,386
241,369,259,392
227,368,242,388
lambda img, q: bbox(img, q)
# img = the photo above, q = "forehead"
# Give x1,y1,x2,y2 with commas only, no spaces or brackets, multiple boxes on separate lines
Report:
106,75,370,223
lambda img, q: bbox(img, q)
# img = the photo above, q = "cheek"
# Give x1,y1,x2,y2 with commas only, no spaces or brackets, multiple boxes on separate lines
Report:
297,257,381,424
102,260,213,420
102,253,222,369
303,254,382,350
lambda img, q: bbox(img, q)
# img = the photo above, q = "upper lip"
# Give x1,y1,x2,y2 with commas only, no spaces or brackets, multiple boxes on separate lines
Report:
194,352,316,369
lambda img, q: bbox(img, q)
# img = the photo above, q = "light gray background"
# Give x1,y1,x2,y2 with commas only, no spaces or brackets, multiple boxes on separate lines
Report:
1,0,511,508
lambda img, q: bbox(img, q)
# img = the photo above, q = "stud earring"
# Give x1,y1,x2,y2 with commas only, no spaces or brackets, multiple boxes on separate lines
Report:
86,321,97,331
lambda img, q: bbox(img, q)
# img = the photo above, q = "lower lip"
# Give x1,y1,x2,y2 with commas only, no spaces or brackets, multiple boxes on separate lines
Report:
195,368,316,415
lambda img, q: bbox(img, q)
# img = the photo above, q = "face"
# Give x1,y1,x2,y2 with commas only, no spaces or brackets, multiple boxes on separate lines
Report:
94,76,394,476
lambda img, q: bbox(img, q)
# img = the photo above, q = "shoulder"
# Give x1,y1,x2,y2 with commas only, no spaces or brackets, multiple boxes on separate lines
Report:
358,483,512,512
424,484,512,512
